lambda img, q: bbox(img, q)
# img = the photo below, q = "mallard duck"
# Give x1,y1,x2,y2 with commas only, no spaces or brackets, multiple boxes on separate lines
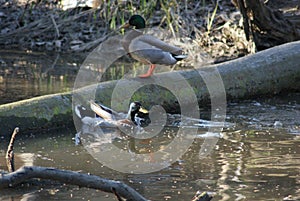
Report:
74,101,142,143
75,100,150,123
121,15,187,78
89,100,151,129
75,100,151,138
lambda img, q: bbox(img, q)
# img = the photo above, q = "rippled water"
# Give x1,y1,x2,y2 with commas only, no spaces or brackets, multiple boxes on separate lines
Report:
0,51,299,200
0,93,299,201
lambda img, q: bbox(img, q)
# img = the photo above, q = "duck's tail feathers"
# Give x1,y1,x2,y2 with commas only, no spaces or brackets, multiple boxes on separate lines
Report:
173,54,188,61
90,100,113,121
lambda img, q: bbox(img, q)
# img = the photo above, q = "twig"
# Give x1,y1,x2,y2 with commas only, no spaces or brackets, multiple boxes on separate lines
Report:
72,34,108,52
42,53,60,77
0,166,148,201
50,14,60,38
5,127,19,172
71,24,123,52
112,187,124,201
0,9,96,41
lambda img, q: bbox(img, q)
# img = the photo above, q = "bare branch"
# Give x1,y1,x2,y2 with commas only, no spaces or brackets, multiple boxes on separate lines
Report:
50,14,60,38
0,166,148,201
5,127,19,172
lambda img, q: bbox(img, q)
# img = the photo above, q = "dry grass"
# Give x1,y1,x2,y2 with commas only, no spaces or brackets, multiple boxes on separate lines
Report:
0,0,252,64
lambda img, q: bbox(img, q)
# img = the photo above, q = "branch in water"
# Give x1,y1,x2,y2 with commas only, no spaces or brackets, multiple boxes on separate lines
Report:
0,166,148,201
5,127,19,172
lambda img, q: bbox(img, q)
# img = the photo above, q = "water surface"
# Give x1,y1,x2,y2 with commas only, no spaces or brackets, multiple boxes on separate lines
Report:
0,94,299,201
0,50,83,104
0,51,299,200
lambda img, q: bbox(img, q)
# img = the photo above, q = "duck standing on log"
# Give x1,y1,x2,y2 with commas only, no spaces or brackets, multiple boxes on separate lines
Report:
121,15,187,78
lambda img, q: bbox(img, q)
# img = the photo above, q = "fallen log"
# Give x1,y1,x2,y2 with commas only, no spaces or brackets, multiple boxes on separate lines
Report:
0,41,299,135
0,93,73,135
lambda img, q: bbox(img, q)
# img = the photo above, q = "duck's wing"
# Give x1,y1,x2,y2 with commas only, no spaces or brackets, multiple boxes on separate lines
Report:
90,101,122,121
131,34,183,55
121,29,142,53
128,34,186,65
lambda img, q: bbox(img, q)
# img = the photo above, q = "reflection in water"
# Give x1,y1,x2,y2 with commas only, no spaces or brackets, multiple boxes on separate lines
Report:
0,94,300,200
0,50,84,104
0,51,299,200
0,50,187,105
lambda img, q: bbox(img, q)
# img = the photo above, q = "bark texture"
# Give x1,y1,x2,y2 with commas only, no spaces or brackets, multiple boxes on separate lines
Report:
0,166,148,201
234,0,300,50
0,41,299,135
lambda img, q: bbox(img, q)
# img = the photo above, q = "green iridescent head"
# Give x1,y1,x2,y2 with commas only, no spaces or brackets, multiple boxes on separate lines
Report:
128,15,146,29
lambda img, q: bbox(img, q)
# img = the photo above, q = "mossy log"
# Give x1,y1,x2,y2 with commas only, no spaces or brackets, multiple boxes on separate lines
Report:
0,41,299,135
0,93,73,135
